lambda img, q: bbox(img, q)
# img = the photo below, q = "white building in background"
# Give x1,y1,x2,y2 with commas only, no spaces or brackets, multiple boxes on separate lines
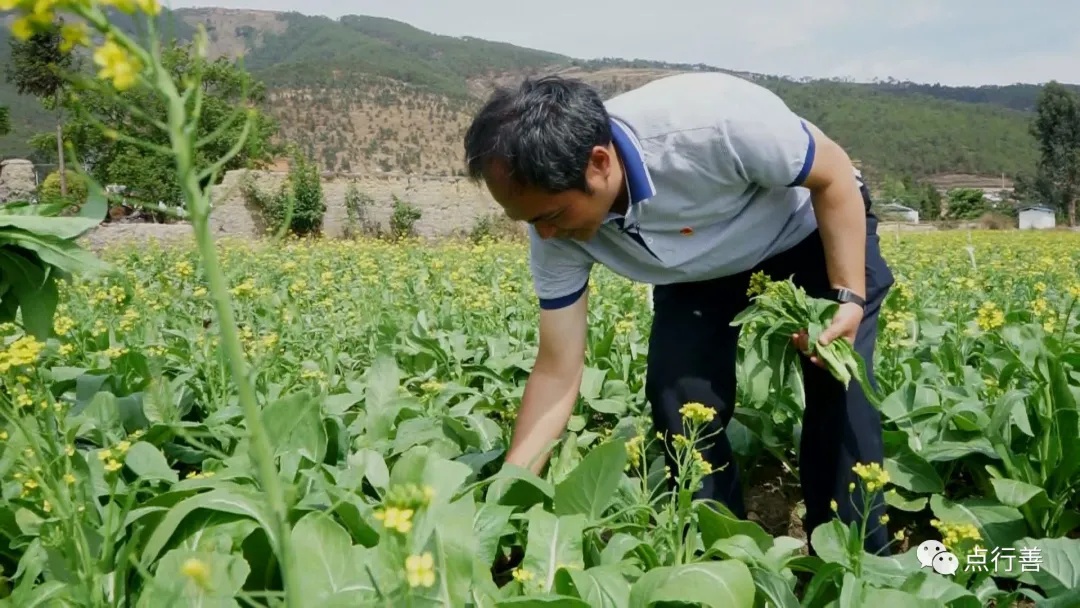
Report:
1018,206,1056,230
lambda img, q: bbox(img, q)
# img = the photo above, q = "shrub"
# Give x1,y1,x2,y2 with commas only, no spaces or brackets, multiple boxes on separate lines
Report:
38,169,87,208
287,150,325,236
390,195,421,239
343,180,381,238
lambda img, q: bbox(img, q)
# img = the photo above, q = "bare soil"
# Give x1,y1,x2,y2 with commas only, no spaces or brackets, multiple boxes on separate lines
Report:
744,459,806,543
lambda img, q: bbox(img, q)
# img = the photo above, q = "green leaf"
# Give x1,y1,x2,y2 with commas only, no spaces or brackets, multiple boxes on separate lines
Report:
79,180,110,220
389,446,472,506
553,565,631,608
697,502,774,552
1007,536,1080,598
140,487,281,566
0,249,56,340
136,549,249,607
486,463,555,510
428,495,477,607
897,570,981,608
0,214,103,240
990,479,1048,510
291,511,374,602
495,597,591,607
839,572,945,608
885,443,945,494
124,441,179,484
627,560,756,608
553,438,627,521
929,495,1028,552
262,390,327,464
522,505,586,594
473,503,514,566
0,227,110,275
749,567,801,608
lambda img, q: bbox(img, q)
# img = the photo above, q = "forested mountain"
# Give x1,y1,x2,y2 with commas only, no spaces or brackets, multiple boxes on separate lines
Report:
860,80,1080,113
0,6,1071,184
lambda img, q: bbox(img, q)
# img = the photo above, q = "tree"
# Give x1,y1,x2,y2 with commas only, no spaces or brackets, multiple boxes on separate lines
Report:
6,18,77,196
945,188,987,220
30,40,279,209
1029,81,1080,225
0,106,9,137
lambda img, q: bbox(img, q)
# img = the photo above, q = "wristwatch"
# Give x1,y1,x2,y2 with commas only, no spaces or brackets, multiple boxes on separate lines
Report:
830,287,865,308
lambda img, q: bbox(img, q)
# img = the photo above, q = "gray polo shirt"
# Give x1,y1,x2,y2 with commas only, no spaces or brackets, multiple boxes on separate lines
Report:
529,71,843,310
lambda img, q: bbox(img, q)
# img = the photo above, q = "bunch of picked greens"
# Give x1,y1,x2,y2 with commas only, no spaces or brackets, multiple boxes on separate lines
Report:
731,273,883,408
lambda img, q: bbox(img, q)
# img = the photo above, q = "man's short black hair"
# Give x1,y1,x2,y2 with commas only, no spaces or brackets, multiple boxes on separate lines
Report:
463,75,612,194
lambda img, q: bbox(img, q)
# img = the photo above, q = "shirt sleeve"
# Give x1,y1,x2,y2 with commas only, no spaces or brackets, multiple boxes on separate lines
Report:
713,83,816,189
527,226,593,310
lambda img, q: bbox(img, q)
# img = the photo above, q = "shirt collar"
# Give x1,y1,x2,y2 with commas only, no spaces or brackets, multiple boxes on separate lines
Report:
608,117,657,208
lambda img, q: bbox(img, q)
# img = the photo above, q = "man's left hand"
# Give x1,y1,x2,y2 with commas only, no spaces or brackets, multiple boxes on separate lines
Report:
791,302,863,368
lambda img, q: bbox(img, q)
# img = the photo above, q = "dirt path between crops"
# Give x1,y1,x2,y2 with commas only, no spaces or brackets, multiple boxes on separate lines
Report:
79,222,195,251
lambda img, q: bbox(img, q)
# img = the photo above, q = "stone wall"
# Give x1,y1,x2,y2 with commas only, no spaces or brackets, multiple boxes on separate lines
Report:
207,169,517,239
0,159,37,203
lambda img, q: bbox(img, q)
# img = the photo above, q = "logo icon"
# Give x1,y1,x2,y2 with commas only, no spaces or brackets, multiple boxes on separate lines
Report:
917,540,958,576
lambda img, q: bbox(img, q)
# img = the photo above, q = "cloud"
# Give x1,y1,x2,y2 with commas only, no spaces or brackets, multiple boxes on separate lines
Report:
165,0,1079,86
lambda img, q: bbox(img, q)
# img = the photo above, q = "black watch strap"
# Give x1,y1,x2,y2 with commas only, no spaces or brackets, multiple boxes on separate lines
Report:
831,288,865,308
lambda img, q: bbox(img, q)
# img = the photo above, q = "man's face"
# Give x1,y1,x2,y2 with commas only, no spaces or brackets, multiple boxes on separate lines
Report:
484,145,624,242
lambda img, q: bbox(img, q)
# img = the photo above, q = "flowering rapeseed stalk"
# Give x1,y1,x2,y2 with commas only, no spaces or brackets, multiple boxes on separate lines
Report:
1,2,301,605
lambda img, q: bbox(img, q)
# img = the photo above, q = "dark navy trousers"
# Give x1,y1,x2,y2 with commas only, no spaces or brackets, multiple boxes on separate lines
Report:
644,184,895,555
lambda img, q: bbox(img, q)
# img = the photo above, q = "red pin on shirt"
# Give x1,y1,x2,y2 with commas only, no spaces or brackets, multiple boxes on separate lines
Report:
680,227,694,235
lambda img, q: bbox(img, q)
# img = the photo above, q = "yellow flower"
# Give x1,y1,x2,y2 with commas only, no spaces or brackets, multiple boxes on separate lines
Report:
747,270,771,297
512,567,534,583
404,552,435,588
136,0,161,14
852,461,891,493
691,449,713,475
98,0,138,13
59,22,89,53
976,301,1004,331
372,506,413,534
180,557,211,590
11,16,35,41
930,519,982,554
0,335,44,369
53,316,75,336
93,39,143,91
671,434,691,451
625,434,643,471
679,402,716,425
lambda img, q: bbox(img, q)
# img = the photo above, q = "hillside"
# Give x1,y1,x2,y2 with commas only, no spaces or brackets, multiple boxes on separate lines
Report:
0,6,1068,183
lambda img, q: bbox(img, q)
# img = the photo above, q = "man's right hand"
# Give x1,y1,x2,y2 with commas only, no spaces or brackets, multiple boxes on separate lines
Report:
504,288,590,475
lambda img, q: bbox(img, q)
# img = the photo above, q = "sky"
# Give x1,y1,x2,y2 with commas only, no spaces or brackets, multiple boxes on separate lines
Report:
168,0,1079,86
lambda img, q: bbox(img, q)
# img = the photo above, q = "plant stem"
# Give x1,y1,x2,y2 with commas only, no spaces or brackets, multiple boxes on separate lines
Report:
172,120,302,606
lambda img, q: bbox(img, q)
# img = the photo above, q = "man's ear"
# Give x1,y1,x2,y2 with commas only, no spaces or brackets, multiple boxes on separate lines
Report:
588,144,617,175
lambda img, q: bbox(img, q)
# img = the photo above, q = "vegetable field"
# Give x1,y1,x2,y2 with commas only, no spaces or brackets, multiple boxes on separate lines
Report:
2,229,1079,606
